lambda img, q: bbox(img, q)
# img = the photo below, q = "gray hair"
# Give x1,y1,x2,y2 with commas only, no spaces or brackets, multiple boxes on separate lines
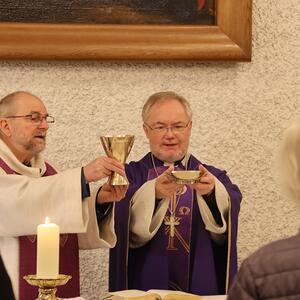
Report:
142,91,193,122
278,118,300,203
0,91,35,116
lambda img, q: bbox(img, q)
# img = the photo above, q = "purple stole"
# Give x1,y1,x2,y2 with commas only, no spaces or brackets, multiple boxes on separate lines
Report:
0,158,80,300
148,164,193,291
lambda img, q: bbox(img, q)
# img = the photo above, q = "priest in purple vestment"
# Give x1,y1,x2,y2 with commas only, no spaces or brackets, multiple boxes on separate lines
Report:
109,91,242,295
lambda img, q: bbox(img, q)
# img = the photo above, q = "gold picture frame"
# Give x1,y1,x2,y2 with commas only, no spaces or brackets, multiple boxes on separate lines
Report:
0,0,252,61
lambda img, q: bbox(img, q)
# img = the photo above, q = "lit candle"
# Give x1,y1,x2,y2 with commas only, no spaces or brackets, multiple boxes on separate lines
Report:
36,217,59,279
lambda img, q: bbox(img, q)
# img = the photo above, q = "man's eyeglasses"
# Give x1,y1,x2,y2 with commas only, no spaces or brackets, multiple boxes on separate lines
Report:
4,113,55,124
144,121,190,134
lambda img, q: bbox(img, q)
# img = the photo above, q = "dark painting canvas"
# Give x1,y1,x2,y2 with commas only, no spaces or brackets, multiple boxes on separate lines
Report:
0,0,215,25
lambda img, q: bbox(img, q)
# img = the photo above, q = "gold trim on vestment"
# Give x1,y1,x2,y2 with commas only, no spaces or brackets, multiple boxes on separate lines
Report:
225,198,232,294
186,189,194,290
125,199,131,289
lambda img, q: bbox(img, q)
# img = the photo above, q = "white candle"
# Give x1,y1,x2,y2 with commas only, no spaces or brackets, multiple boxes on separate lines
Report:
36,217,59,279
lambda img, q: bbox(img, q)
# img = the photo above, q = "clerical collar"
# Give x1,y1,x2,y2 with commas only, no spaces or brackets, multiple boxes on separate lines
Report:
174,157,185,166
151,154,186,166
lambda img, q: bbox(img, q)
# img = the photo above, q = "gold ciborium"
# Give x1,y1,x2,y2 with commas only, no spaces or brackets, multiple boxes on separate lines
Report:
100,135,134,185
23,274,71,300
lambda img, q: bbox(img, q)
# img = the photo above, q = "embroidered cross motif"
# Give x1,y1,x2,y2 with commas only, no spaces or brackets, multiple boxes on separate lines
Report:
164,215,181,250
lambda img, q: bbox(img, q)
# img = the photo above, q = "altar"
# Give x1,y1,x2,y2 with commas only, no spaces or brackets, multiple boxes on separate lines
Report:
62,295,226,300
202,296,226,300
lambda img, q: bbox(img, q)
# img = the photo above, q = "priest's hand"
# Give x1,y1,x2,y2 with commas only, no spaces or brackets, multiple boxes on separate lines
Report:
155,165,184,199
83,157,125,183
97,183,128,204
188,165,215,196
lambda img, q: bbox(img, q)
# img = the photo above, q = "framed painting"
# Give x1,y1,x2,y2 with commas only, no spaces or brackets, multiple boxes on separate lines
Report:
0,0,252,61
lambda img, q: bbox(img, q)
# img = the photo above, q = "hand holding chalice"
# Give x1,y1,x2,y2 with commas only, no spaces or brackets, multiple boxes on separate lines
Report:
100,135,134,185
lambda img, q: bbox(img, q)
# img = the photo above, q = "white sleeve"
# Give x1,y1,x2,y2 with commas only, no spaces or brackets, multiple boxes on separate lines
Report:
196,177,229,242
0,167,87,236
78,189,117,249
129,179,169,248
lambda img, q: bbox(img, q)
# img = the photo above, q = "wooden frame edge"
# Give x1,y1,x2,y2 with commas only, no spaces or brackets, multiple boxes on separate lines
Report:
0,0,252,61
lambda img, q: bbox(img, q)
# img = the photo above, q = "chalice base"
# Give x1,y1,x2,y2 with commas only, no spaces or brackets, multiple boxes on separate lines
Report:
109,173,129,185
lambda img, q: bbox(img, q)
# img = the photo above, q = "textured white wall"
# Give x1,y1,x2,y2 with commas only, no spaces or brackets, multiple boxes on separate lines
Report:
0,0,299,299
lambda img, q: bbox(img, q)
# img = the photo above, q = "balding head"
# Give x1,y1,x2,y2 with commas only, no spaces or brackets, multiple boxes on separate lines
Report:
278,118,300,203
0,91,42,117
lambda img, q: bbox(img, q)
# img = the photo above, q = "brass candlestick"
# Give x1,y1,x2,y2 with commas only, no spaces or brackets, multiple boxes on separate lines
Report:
23,274,71,300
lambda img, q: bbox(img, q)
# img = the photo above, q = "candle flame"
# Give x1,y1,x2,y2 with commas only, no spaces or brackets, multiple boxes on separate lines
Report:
45,217,50,224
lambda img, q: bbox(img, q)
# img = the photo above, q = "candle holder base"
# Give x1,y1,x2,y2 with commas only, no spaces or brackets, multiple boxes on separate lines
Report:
23,274,72,300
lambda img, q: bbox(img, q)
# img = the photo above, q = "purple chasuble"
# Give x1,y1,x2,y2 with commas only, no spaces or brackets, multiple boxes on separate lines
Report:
0,158,80,300
109,153,242,295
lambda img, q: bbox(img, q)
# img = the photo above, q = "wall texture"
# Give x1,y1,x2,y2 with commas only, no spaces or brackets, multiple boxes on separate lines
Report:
0,0,299,299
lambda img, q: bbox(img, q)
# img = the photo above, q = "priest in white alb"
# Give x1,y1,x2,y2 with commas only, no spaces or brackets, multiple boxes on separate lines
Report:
0,91,126,300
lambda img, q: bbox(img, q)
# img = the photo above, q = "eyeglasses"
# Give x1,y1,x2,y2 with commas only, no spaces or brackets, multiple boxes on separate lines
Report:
4,113,55,124
144,121,190,134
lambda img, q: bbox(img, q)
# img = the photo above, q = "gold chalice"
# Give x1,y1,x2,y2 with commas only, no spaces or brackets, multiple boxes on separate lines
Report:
100,135,134,185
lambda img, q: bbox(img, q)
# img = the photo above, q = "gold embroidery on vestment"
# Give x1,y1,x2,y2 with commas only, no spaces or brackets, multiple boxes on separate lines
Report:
178,206,190,215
